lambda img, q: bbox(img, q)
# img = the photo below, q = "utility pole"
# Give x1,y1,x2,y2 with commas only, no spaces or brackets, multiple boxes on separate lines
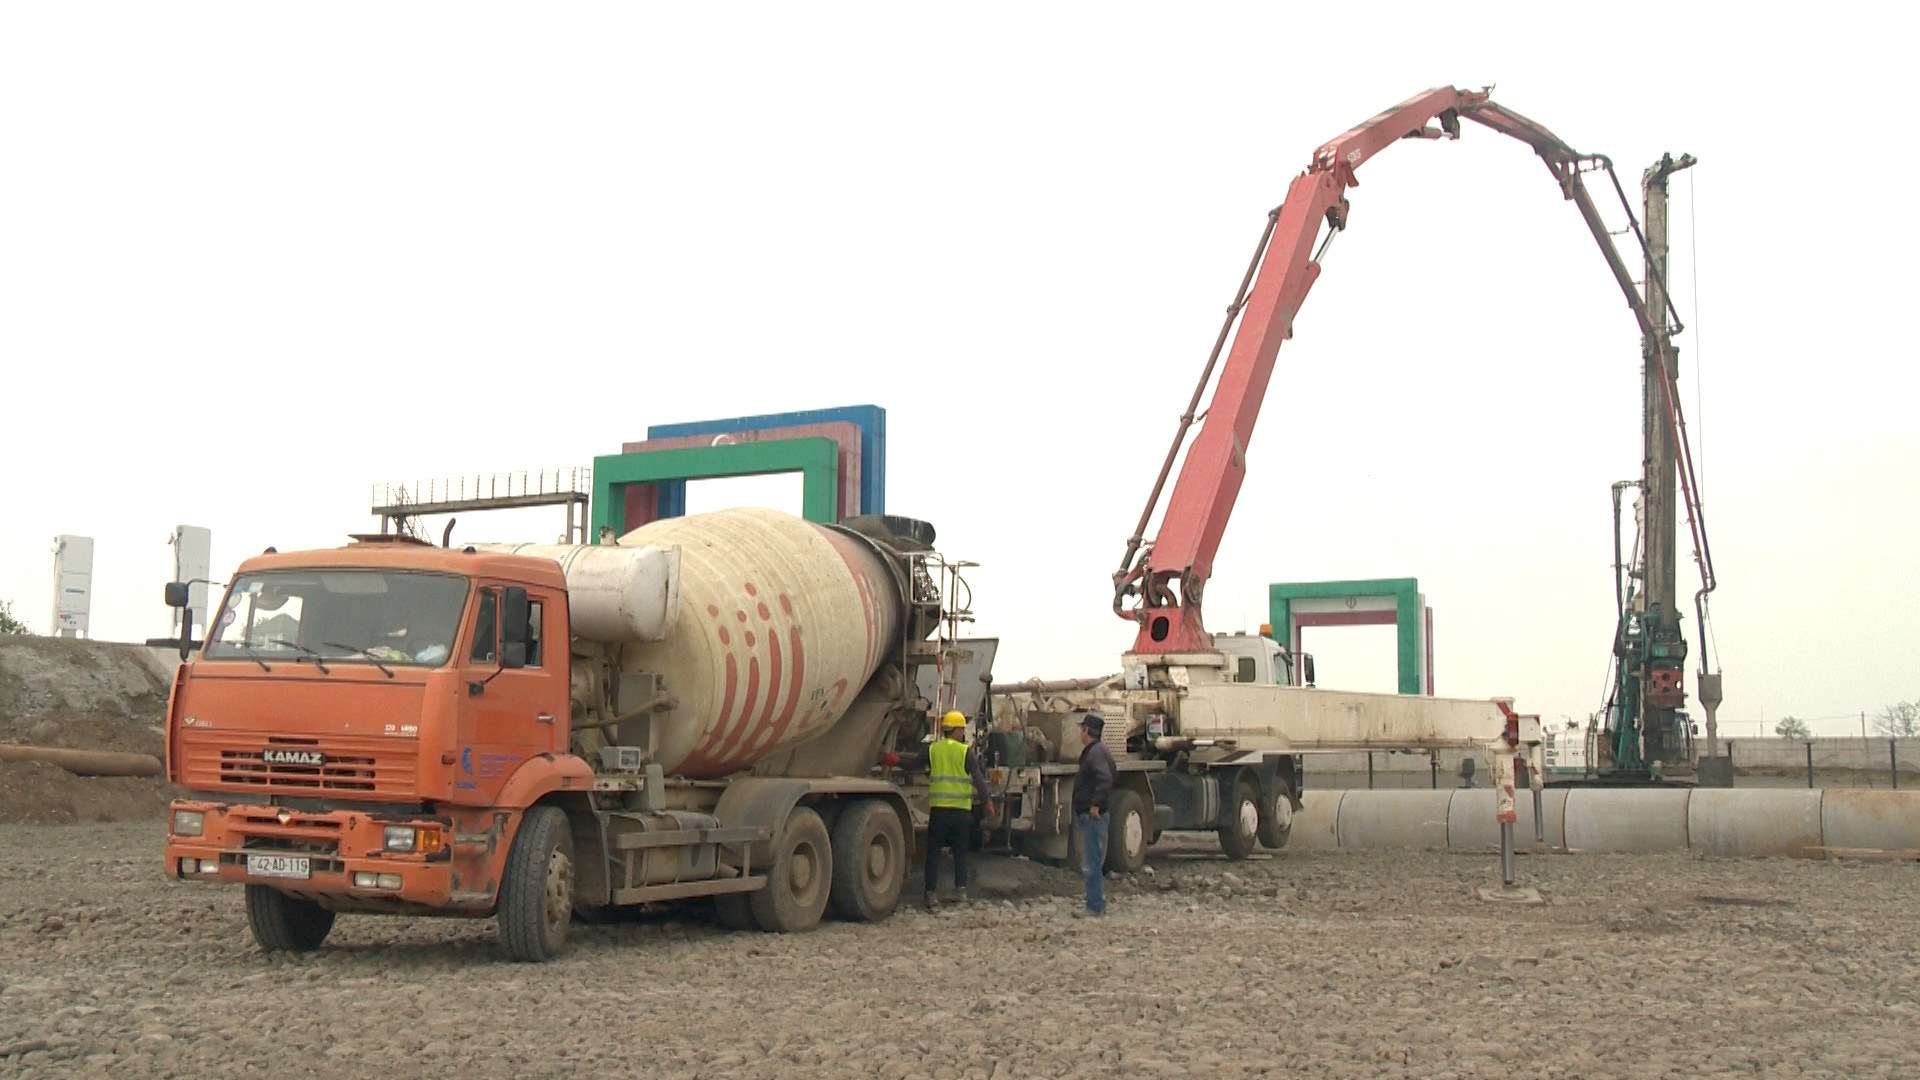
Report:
1634,152,1697,770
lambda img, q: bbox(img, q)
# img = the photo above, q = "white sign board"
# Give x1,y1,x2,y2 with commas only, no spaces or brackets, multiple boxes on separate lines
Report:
171,525,212,637
51,534,93,638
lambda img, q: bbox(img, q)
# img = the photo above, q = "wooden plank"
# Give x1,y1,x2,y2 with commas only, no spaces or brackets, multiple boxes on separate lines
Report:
610,875,764,905
1807,846,1920,861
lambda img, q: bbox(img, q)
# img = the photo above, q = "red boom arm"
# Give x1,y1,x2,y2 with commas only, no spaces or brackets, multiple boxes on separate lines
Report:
1113,87,1692,656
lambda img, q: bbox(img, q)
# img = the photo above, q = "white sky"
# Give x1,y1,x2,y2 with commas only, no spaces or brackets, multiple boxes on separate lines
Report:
3,4,1915,738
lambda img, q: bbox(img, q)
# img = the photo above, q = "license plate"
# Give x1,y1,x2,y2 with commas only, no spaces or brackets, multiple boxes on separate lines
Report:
246,854,311,879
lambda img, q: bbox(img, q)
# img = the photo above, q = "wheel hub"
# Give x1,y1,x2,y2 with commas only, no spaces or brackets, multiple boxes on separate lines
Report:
544,849,573,935
791,847,817,893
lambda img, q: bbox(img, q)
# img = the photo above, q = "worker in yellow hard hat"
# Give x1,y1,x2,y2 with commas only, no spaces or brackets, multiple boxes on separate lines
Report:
893,710,991,911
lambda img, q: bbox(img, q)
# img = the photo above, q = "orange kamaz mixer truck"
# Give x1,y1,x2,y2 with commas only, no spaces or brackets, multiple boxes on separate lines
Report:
163,507,955,960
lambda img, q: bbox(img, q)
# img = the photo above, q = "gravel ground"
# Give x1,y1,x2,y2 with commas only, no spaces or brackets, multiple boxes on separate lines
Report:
3,825,1918,1079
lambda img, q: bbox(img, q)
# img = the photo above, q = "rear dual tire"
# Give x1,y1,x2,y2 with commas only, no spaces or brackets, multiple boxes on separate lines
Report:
749,805,833,933
829,799,905,923
1218,777,1260,861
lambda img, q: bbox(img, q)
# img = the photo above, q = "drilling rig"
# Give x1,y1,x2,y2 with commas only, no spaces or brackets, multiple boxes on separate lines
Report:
1597,152,1724,783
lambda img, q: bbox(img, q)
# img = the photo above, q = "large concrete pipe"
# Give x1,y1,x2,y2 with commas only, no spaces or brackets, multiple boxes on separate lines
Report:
1688,789,1822,858
1449,788,1569,852
1290,790,1345,850
1266,788,1920,859
1563,788,1691,854
1335,790,1453,850
1821,790,1920,852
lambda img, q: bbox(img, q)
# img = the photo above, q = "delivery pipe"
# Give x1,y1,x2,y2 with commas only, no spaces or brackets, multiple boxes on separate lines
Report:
1286,788,1920,858
0,745,164,777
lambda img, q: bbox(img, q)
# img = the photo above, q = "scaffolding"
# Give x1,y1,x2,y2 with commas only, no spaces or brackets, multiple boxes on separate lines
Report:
371,467,592,544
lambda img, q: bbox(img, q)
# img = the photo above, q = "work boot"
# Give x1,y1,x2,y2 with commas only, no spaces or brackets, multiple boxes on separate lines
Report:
1071,905,1105,919
924,891,941,912
952,888,969,906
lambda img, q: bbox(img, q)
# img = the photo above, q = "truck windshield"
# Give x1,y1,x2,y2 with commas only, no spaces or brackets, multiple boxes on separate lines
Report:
205,571,470,668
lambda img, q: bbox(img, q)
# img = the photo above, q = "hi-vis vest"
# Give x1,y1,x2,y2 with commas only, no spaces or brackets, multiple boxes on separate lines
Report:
928,738,972,811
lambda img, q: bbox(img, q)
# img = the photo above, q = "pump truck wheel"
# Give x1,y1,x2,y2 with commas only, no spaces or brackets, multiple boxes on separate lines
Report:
828,799,905,922
245,885,335,953
1256,776,1294,850
498,806,575,962
1105,788,1149,874
1217,775,1260,861
749,805,832,933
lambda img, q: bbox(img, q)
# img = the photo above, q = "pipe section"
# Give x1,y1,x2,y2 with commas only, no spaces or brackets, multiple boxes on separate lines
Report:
1288,788,1920,858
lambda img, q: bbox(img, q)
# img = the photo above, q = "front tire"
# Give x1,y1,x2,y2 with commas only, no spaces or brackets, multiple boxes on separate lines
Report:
245,885,335,953
1217,776,1260,861
749,806,832,933
1105,788,1149,874
829,799,905,922
498,806,575,962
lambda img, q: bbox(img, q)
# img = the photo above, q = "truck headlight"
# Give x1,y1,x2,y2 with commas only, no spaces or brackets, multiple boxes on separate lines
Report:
383,826,417,852
172,810,206,837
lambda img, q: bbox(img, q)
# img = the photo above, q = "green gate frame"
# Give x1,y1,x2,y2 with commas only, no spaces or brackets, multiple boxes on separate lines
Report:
591,437,840,541
1268,577,1430,695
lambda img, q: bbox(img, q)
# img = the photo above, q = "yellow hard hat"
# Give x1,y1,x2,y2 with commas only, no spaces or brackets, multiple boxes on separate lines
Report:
941,711,968,729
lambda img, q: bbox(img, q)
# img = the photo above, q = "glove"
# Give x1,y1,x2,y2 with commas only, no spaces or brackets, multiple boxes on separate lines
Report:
881,752,900,767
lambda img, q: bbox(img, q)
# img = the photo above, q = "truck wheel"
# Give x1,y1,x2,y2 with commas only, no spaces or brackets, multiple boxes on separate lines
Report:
245,885,335,953
1257,779,1294,850
828,799,905,922
1217,777,1260,861
1105,788,1148,874
749,805,831,933
498,806,575,962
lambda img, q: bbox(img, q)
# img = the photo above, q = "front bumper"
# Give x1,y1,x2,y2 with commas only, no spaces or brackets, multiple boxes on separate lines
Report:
164,798,495,911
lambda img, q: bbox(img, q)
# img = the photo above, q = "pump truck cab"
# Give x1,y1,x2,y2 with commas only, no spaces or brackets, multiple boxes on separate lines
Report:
163,507,965,961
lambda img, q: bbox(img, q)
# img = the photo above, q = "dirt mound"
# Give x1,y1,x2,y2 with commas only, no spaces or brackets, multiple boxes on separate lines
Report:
0,638,174,823
0,761,174,824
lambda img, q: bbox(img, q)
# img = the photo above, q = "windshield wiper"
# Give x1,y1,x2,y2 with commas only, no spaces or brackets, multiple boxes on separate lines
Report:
322,642,395,679
265,638,330,674
239,644,272,672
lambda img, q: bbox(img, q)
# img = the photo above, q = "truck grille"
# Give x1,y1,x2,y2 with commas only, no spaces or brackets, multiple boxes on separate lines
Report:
183,734,417,797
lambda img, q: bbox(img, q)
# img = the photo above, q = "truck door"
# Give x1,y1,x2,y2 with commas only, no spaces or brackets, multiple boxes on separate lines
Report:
455,584,565,799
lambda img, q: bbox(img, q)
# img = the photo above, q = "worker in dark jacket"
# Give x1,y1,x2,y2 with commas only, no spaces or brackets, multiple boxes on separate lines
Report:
1072,712,1117,918
890,711,991,910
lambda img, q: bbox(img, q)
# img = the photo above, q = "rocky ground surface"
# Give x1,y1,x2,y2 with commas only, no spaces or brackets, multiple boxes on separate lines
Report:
2,823,1916,1079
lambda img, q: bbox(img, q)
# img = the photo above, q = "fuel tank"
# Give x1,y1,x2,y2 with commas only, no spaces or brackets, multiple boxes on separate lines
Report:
613,507,904,779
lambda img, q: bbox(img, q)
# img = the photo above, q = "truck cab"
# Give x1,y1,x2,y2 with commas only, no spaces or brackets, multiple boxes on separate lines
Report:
164,536,582,949
1212,631,1310,687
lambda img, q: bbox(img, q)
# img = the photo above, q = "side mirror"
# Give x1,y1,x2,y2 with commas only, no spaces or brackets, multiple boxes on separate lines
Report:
1301,654,1317,688
164,582,190,608
500,587,529,670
